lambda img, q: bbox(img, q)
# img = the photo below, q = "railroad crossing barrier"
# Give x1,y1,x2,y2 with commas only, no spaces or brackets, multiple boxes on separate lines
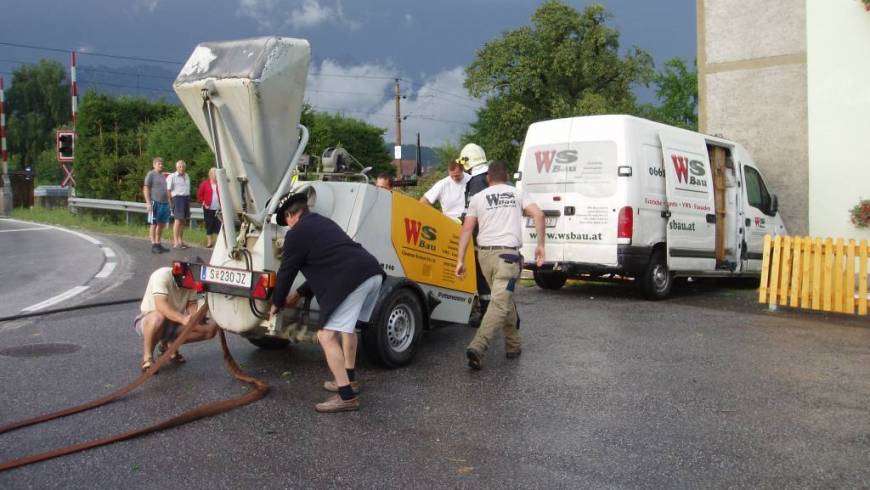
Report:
759,235,869,315
68,197,204,226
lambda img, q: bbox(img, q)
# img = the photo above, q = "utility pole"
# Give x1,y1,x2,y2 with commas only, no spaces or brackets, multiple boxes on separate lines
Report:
0,77,12,214
394,78,402,177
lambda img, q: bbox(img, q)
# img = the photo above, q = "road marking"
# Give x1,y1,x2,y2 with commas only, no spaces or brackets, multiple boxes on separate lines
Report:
95,261,116,279
0,226,51,233
22,286,90,312
1,217,118,282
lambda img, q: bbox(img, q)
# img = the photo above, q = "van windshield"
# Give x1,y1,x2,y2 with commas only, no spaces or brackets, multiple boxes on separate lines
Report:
521,141,618,198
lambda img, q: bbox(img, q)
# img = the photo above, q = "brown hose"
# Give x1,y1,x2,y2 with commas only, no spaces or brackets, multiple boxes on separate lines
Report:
0,304,270,472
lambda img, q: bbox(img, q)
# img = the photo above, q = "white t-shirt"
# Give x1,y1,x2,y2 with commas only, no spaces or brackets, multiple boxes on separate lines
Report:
140,267,197,314
466,183,533,248
423,173,471,218
166,172,191,197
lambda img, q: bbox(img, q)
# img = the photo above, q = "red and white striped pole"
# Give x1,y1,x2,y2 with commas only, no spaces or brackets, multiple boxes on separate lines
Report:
70,51,78,128
0,77,8,174
0,75,11,212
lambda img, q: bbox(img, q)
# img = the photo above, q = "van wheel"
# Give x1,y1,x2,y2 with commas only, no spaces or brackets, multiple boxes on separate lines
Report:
640,250,673,300
362,288,423,368
533,270,567,290
246,336,291,350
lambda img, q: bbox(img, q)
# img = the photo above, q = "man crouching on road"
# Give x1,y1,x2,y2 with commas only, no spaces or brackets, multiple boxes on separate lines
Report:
455,161,546,370
134,258,218,372
269,193,384,413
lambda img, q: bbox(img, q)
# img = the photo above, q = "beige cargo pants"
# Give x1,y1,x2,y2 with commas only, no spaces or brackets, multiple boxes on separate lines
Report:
467,248,522,357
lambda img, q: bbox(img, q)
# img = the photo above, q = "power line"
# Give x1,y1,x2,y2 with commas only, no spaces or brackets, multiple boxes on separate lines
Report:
0,41,183,65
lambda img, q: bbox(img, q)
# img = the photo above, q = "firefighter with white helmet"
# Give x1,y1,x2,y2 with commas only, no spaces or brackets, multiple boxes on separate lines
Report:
459,143,492,327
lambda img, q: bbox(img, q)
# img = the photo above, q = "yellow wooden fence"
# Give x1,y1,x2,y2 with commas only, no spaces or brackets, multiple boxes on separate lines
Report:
759,235,869,315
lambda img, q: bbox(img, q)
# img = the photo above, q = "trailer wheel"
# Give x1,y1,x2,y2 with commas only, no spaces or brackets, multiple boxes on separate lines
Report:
533,270,567,290
639,249,673,300
246,336,291,350
363,288,423,368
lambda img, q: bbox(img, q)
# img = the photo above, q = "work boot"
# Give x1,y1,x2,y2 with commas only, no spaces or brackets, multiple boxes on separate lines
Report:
505,349,522,359
466,348,482,370
315,394,360,413
323,380,360,393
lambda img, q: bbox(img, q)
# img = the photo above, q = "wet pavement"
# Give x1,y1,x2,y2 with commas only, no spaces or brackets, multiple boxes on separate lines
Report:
1,232,869,488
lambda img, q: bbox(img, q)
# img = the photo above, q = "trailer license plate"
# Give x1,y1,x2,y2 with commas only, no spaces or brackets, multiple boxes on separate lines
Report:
526,216,557,228
200,266,252,288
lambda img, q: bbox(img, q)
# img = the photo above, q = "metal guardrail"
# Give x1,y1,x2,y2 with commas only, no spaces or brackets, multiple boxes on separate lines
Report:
69,197,204,224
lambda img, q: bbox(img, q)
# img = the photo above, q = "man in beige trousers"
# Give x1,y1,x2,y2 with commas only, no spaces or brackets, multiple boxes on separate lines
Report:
454,161,546,370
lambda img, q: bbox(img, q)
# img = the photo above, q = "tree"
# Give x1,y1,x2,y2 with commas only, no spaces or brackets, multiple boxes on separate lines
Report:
145,105,214,188
5,60,71,172
74,91,176,200
301,106,392,176
640,58,698,130
463,1,654,167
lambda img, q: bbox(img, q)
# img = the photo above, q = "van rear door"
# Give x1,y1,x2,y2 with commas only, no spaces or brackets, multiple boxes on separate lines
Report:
519,120,572,265
659,131,716,271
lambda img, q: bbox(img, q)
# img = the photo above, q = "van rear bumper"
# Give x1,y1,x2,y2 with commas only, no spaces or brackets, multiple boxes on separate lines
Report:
526,245,652,277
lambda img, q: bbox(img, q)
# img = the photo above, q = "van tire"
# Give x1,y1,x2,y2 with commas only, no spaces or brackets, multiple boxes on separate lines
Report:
247,336,291,350
639,250,673,300
362,288,423,368
533,270,567,290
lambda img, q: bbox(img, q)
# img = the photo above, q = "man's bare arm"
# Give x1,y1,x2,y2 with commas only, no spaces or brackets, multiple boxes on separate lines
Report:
455,216,477,277
419,196,433,206
154,295,189,324
523,203,546,266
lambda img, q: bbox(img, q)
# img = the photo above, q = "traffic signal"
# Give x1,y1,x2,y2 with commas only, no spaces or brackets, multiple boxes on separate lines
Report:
57,130,75,162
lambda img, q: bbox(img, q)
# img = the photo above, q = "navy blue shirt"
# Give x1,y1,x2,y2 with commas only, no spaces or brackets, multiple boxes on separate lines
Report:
272,212,384,325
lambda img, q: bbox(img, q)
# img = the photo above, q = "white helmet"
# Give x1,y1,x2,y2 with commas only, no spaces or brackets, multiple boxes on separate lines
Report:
458,143,487,171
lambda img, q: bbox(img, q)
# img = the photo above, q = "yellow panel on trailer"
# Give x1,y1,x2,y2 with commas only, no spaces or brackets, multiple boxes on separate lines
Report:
390,192,477,294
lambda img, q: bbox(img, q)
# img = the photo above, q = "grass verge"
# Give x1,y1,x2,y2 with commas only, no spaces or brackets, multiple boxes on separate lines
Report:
9,207,209,246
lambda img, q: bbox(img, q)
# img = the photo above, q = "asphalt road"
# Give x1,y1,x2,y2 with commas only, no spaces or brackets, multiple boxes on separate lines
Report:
0,218,107,317
1,229,869,488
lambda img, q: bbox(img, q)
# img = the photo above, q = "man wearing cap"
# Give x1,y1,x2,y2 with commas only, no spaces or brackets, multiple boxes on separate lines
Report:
455,161,546,370
270,193,384,413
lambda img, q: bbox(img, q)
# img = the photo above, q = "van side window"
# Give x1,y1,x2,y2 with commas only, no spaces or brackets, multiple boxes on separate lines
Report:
744,166,772,215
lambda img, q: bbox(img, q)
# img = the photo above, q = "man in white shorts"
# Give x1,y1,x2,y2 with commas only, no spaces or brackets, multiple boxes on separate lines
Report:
270,194,385,413
134,259,218,371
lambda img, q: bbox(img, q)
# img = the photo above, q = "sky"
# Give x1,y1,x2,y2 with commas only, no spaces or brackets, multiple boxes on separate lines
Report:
1,0,696,146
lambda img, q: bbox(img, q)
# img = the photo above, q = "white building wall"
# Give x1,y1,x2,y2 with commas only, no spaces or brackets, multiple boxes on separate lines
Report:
807,1,870,239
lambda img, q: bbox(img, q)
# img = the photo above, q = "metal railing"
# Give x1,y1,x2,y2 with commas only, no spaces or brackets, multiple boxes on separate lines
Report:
69,197,204,225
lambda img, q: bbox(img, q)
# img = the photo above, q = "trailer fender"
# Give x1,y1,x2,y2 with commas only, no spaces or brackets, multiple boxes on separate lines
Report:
368,276,430,330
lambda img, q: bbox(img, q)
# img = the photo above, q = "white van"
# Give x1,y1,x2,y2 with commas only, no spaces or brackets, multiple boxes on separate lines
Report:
516,115,787,299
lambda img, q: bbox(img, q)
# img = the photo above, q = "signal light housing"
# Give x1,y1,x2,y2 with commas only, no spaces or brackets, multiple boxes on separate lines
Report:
56,130,75,162
617,206,633,244
251,272,277,300
171,261,204,293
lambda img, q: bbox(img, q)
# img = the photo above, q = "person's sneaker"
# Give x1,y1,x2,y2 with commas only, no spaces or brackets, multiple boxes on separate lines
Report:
151,244,160,254
466,348,482,370
505,349,522,359
315,394,360,413
158,244,170,253
323,380,360,393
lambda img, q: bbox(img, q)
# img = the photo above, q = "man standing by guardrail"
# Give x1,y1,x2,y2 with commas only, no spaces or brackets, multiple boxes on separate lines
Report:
143,157,171,254
167,160,191,250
